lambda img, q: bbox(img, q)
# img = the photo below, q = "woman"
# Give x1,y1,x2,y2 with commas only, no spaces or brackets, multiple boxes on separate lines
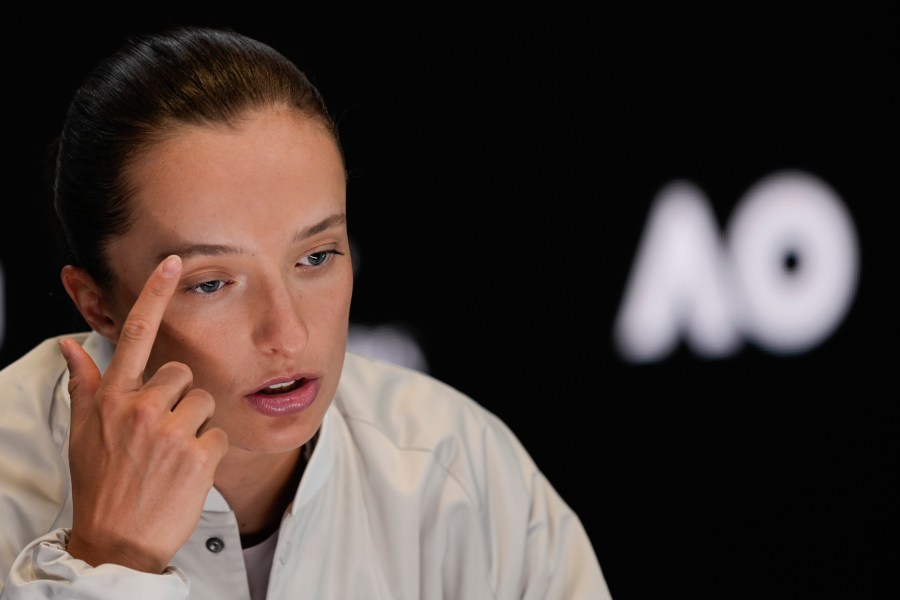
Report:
0,25,611,599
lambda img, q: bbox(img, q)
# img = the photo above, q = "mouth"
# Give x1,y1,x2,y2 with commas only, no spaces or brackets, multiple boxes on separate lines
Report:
245,375,321,417
259,378,305,395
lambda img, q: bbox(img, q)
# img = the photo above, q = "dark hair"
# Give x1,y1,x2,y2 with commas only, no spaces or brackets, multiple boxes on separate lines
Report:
52,25,341,289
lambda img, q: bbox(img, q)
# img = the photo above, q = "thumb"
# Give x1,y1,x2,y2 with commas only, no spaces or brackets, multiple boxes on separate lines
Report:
59,337,101,424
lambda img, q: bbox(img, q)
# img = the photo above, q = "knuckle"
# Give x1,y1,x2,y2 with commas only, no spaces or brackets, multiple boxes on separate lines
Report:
187,443,211,466
161,425,189,450
130,400,160,428
189,388,215,408
95,387,120,411
67,377,83,398
120,315,155,343
148,363,194,396
157,361,193,382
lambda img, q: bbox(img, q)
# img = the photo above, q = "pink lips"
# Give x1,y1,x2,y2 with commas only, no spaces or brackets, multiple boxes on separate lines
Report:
244,377,321,417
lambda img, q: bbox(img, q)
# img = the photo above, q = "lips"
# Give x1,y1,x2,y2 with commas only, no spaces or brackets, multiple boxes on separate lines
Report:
244,375,321,417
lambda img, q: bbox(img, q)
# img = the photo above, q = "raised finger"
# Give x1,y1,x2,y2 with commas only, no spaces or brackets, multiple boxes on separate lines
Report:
105,255,182,391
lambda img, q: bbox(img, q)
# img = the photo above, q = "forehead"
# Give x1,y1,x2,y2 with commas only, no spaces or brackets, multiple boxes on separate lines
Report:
135,108,340,193
109,108,346,269
127,107,345,220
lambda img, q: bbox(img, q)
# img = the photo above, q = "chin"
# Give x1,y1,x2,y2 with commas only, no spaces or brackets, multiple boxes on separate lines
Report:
235,422,318,455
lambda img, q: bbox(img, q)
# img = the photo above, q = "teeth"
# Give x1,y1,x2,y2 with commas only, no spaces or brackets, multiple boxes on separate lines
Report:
261,380,301,394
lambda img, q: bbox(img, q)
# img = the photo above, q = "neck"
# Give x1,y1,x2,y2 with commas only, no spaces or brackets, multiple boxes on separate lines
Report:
214,433,318,547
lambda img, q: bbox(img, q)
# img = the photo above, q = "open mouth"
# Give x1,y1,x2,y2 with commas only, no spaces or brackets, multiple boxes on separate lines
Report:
244,376,320,417
259,379,305,395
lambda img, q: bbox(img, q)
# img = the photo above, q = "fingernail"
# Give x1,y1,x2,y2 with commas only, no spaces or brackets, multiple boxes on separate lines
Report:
161,255,181,276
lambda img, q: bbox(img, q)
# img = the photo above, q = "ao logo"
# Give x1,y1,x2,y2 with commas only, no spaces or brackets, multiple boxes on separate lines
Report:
613,170,859,363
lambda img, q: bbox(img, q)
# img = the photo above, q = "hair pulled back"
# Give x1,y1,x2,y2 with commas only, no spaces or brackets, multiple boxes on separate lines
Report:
53,25,340,289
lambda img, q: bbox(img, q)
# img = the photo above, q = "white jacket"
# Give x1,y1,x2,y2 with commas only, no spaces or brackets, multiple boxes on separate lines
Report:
0,331,612,599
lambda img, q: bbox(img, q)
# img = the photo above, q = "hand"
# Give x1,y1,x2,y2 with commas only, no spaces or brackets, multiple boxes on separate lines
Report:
61,255,229,573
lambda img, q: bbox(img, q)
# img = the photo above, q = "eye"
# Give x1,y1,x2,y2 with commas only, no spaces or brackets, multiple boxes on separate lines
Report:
298,249,344,267
188,279,227,295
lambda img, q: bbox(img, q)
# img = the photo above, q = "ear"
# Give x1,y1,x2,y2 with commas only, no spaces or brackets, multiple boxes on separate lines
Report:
60,265,120,343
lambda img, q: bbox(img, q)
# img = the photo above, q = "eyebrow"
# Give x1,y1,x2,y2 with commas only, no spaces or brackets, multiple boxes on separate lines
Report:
155,212,346,263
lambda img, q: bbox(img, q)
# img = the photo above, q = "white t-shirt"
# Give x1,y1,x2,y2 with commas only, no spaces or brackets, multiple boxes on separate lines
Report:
243,531,277,600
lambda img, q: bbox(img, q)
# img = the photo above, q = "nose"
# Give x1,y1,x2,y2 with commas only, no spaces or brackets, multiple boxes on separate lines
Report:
251,277,308,357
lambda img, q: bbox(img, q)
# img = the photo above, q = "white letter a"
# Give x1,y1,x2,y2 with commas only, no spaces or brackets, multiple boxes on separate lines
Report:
613,180,742,362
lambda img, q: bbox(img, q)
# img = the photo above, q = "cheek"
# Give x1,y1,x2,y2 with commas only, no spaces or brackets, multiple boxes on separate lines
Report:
145,314,242,389
142,270,352,382
317,274,353,334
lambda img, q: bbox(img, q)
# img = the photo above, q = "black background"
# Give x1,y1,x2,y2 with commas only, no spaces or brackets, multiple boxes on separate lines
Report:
1,7,895,599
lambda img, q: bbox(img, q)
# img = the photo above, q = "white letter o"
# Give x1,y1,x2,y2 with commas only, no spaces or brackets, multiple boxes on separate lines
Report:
727,170,859,354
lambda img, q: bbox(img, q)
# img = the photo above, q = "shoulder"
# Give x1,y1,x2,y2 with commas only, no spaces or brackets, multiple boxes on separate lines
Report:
336,351,497,435
0,334,80,395
338,351,470,407
333,351,534,478
0,332,93,428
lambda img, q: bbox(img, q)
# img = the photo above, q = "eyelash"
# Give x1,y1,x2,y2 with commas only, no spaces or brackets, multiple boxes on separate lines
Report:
300,248,344,268
185,249,346,296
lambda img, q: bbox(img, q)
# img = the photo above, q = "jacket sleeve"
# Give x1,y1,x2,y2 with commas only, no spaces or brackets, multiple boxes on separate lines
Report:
478,409,614,600
0,335,186,597
520,464,613,599
0,337,73,593
0,528,190,599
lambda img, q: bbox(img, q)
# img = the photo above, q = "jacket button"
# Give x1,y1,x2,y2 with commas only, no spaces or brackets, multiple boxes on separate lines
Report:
205,537,225,553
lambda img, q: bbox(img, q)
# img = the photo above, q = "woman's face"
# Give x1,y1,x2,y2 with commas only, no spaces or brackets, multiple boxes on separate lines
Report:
102,107,351,456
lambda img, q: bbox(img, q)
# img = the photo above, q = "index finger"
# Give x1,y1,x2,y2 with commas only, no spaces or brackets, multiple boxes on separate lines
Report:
105,254,183,390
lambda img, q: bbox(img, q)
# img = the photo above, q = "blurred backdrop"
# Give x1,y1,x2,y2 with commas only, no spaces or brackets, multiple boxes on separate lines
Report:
1,7,895,599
